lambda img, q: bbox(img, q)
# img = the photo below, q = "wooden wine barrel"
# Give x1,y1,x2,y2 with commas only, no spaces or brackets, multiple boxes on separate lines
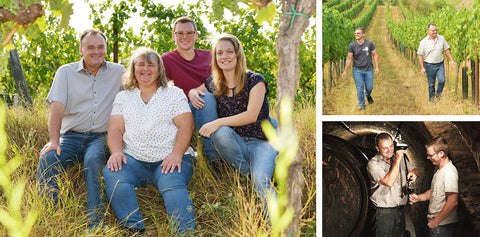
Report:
323,134,373,237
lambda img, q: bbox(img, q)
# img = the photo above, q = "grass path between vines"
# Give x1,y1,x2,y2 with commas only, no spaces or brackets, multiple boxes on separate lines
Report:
322,5,480,115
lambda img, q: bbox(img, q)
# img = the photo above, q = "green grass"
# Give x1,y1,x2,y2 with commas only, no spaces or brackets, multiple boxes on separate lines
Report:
0,101,316,236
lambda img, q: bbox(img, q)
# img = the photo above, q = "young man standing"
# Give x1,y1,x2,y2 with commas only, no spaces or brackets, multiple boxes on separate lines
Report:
342,27,380,110
409,137,458,237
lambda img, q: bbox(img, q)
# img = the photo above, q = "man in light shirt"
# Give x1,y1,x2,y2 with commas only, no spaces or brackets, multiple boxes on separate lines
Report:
417,23,456,102
409,137,458,237
367,133,418,237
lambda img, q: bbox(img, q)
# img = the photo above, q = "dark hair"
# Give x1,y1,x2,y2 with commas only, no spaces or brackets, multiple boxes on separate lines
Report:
427,23,437,30
80,29,106,46
123,47,168,90
425,136,449,157
375,132,393,147
172,16,197,32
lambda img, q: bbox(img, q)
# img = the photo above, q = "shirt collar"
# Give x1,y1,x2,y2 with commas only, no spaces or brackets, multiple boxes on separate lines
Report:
76,58,107,73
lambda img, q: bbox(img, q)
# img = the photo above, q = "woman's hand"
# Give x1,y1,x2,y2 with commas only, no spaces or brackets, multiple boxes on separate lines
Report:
107,152,127,171
161,152,183,173
199,120,221,138
188,89,206,109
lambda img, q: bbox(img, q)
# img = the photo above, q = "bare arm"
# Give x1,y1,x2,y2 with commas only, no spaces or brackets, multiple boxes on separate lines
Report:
427,192,458,228
372,49,379,75
161,112,194,173
378,150,405,187
444,49,456,68
188,84,208,109
199,82,266,138
40,101,65,156
418,54,426,74
106,115,126,171
342,52,354,78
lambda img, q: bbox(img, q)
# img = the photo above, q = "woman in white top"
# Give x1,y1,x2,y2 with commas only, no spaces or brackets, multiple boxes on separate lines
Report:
103,47,195,235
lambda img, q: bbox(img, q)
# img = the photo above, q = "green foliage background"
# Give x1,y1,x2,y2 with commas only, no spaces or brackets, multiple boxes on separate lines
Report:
2,0,316,104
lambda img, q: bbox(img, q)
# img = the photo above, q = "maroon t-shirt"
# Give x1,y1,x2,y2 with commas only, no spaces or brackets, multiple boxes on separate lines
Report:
161,49,212,101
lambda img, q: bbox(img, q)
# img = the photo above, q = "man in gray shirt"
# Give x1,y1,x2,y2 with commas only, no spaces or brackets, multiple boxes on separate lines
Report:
367,133,418,237
417,23,456,102
342,27,379,110
409,137,458,236
36,29,125,231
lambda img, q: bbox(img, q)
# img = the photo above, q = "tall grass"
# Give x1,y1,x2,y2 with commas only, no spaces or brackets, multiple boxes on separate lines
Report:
1,101,316,236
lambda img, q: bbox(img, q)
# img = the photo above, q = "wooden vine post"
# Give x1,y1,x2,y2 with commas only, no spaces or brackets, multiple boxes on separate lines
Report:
276,0,315,235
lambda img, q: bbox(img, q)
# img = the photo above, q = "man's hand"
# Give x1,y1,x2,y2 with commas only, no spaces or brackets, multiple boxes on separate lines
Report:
107,152,127,172
40,141,61,157
161,152,183,173
421,68,426,74
428,218,440,229
375,67,380,75
409,193,420,205
188,89,205,109
341,71,347,79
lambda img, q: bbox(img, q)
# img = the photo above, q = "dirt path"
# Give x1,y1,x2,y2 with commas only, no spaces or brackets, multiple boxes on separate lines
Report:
322,5,480,115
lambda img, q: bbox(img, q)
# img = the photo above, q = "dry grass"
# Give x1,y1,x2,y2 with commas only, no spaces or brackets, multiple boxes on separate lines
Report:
322,6,480,115
1,101,316,236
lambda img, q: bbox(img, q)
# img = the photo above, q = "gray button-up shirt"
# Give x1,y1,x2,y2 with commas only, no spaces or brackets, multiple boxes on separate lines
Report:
417,34,450,64
46,59,125,135
367,154,414,208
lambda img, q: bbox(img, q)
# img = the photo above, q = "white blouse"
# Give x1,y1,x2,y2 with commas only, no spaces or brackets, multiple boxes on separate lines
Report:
111,86,194,162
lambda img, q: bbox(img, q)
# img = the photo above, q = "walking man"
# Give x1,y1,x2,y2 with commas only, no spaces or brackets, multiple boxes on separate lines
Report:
367,133,418,237
417,23,456,102
37,29,125,231
409,137,458,236
342,27,379,110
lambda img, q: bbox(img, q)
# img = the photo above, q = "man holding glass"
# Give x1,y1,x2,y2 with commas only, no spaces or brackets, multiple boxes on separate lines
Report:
367,133,418,237
409,137,458,236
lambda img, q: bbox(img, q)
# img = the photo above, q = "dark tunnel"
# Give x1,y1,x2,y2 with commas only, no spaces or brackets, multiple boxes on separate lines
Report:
322,121,480,237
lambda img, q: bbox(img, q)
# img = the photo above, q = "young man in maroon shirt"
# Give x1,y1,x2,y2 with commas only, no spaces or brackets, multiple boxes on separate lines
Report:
162,16,222,173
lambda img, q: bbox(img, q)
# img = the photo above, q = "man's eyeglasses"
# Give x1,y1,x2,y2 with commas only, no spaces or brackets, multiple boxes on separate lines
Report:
174,31,196,38
426,151,440,158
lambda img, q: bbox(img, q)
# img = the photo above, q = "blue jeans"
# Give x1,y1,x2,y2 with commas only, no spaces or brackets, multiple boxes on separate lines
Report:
211,126,278,214
429,222,457,237
103,154,196,234
424,61,445,101
36,131,108,228
352,68,374,108
374,206,405,237
190,92,220,163
190,92,278,162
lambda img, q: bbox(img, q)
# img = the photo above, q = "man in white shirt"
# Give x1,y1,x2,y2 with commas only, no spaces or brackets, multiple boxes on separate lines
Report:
367,133,418,237
417,23,456,102
409,137,458,237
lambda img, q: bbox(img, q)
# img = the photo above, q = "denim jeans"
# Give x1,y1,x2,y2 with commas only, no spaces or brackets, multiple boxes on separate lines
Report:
36,131,109,228
103,153,196,234
191,92,278,162
190,92,220,163
374,206,406,237
211,126,278,214
424,61,445,101
352,68,374,108
429,222,457,237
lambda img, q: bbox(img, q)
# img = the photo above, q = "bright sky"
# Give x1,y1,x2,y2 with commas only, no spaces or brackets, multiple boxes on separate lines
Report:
69,0,218,35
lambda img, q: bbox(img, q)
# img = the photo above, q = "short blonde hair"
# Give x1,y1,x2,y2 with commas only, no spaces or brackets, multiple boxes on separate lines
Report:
123,47,168,90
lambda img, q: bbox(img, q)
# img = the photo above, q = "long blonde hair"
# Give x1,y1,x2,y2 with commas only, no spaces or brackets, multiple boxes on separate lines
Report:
123,47,168,90
211,34,247,97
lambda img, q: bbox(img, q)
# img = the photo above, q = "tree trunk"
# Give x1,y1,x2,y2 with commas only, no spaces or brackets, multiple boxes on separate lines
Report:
276,0,315,236
8,41,33,107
